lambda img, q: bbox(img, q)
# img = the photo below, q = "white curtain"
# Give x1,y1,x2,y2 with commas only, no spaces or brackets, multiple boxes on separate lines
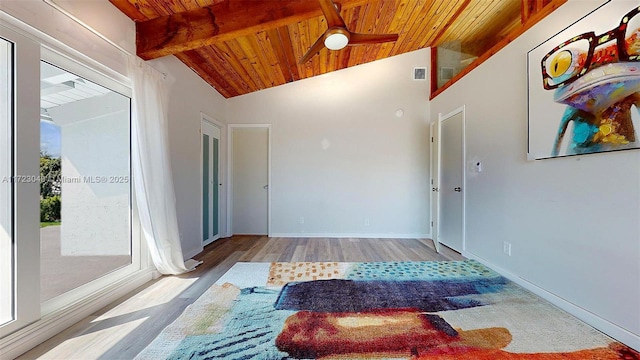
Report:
128,56,198,275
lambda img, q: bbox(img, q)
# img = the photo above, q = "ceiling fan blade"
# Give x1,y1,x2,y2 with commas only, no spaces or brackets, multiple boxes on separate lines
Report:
349,32,399,45
299,33,328,64
318,0,346,28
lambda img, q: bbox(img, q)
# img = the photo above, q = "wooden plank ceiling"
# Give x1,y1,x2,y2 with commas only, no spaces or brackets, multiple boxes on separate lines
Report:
110,0,524,98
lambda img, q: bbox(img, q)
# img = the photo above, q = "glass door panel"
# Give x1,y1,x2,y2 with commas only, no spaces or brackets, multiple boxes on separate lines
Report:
202,134,209,241
39,61,132,303
202,120,220,245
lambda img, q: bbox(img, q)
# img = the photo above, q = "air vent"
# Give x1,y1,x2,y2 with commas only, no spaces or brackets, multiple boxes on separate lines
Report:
413,67,427,80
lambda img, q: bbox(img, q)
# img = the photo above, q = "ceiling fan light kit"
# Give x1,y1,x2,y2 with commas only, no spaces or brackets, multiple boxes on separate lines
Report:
299,0,400,64
324,28,350,50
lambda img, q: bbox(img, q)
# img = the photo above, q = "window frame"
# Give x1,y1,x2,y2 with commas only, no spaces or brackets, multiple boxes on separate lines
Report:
39,48,139,315
0,35,15,328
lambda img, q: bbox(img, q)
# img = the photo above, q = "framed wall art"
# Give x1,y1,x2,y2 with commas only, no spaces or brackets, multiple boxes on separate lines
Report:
527,1,639,160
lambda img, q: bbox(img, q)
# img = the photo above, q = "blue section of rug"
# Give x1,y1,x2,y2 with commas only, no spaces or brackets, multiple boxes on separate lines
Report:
345,260,499,281
273,277,507,312
167,287,295,360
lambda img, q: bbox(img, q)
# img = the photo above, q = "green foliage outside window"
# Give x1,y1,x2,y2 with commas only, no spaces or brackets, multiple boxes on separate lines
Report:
40,151,61,223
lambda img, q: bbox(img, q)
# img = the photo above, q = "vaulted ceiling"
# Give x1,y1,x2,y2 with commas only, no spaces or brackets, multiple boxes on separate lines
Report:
109,0,547,98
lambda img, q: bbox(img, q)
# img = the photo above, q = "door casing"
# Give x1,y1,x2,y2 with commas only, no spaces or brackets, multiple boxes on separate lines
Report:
201,114,224,245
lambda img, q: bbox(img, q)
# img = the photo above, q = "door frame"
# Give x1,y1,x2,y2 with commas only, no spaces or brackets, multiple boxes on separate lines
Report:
200,113,225,244
227,124,272,237
435,105,466,253
429,121,440,253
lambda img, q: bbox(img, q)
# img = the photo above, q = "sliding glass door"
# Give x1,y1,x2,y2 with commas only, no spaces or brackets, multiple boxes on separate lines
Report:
0,24,41,337
0,23,137,336
39,61,132,307
0,36,14,327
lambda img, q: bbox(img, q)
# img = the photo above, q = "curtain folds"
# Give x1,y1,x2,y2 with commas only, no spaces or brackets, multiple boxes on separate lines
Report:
128,56,198,275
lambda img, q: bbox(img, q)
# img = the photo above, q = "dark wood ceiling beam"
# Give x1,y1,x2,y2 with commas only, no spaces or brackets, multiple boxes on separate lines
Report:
136,0,371,60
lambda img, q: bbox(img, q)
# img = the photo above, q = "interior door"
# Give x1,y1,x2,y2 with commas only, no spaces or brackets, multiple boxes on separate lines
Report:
430,121,440,253
231,126,269,235
438,109,465,252
202,120,221,245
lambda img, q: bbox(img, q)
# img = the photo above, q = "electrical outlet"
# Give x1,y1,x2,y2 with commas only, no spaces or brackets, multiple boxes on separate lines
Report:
503,241,512,256
364,218,370,226
299,216,304,224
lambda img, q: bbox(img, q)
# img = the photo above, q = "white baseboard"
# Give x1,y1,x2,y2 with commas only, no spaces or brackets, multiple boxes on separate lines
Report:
0,268,155,359
464,251,640,352
269,233,432,239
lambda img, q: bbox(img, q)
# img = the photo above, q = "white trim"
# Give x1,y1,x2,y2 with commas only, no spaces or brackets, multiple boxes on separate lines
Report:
0,24,41,337
429,121,439,253
464,251,640,352
40,46,131,98
439,105,466,126
42,0,132,56
0,268,154,360
0,11,130,94
270,233,432,239
227,124,272,237
200,114,225,246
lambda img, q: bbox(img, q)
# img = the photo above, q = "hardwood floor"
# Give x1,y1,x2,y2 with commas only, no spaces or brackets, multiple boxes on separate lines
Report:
17,236,463,360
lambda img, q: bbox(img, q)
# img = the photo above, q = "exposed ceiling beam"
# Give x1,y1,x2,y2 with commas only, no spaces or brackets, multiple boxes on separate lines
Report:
136,0,372,60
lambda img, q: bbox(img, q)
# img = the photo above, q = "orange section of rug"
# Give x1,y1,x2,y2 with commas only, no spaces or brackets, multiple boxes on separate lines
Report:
275,309,512,358
267,262,344,286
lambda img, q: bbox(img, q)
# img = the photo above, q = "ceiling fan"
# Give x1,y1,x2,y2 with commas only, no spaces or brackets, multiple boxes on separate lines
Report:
299,0,400,64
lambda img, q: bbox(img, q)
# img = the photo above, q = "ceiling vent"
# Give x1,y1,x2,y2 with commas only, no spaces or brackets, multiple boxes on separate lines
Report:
413,67,427,80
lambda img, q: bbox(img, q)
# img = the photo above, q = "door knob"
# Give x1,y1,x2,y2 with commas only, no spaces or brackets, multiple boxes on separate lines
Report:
454,187,462,192
263,185,269,189
432,187,439,192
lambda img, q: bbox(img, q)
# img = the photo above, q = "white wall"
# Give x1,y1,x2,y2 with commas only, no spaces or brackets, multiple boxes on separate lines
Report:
226,49,431,237
430,0,640,347
149,56,227,259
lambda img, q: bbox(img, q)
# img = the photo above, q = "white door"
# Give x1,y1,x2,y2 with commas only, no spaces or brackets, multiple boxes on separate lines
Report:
202,120,221,245
438,108,465,252
230,126,270,235
430,121,440,252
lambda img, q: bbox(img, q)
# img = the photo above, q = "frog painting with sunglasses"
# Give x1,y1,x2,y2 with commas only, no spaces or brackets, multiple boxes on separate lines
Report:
541,5,640,156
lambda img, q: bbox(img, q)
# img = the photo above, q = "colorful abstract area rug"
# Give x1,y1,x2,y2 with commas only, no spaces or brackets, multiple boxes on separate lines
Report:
135,260,639,359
